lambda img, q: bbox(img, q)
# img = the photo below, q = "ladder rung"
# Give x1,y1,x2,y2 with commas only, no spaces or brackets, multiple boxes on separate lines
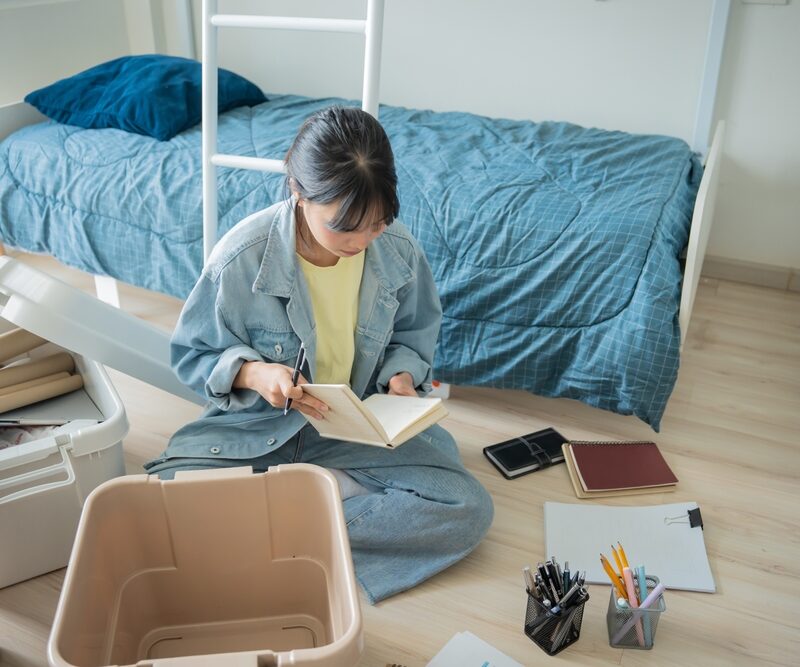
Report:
211,154,286,173
210,15,366,34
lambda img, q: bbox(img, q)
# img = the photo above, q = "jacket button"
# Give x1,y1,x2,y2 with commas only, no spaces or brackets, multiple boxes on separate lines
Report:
210,446,221,454
274,343,283,356
267,438,276,445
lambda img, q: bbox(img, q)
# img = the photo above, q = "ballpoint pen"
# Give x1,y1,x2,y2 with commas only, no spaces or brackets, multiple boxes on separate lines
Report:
536,579,552,605
552,556,563,594
522,566,536,593
550,587,588,646
536,562,549,583
545,560,561,598
539,562,559,602
562,561,570,594
283,343,306,415
553,582,581,612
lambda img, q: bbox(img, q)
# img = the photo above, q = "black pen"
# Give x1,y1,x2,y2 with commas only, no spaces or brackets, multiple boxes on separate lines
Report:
545,560,561,599
283,343,306,415
553,557,563,594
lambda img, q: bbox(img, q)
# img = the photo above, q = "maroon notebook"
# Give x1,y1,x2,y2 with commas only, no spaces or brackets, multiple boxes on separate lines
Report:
567,441,678,492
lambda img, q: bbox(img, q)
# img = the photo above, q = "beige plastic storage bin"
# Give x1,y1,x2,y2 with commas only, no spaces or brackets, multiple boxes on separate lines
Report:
48,464,363,667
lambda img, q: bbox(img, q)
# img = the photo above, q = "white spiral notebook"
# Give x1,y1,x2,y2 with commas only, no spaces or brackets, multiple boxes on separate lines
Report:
544,501,715,592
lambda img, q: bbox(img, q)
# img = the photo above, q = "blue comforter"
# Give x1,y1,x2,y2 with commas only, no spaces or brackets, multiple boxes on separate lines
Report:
0,95,701,428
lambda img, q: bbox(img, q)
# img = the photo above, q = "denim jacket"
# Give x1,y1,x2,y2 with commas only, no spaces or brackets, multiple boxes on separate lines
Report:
154,200,442,462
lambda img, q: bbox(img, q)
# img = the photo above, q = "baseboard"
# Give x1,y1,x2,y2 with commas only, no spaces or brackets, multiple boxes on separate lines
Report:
702,255,799,292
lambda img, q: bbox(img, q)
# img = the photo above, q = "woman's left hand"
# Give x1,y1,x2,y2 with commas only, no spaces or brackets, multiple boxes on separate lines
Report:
387,372,417,397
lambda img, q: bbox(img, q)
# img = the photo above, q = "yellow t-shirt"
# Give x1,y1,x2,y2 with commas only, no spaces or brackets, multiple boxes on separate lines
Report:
297,251,365,385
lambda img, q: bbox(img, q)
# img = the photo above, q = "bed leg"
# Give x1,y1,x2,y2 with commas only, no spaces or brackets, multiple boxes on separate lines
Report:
94,275,121,309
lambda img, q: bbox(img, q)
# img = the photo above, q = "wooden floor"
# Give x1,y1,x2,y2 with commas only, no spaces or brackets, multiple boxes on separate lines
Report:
1,252,798,667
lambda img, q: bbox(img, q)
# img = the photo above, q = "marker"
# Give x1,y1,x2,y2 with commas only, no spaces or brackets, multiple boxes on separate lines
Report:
622,567,646,647
636,566,653,646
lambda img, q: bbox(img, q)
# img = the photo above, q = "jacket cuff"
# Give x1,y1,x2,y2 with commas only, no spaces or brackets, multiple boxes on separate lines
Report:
376,346,433,395
206,344,264,411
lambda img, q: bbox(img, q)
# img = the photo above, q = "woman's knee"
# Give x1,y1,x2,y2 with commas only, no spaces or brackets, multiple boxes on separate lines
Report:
444,472,494,552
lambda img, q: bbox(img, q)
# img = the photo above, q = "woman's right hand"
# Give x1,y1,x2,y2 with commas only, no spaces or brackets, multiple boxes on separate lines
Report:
233,361,329,420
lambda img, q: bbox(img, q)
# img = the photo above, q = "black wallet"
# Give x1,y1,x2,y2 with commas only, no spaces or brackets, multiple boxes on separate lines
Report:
483,427,568,479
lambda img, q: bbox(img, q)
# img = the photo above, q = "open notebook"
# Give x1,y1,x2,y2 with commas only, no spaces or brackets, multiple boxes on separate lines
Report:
300,384,448,448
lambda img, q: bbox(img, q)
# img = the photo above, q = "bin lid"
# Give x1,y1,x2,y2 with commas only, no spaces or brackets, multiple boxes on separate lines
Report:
0,257,204,405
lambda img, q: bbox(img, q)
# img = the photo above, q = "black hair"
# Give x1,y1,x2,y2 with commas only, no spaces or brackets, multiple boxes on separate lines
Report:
285,106,400,233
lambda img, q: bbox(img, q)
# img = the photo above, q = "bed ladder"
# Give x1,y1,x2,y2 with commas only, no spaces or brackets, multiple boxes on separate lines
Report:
201,0,386,261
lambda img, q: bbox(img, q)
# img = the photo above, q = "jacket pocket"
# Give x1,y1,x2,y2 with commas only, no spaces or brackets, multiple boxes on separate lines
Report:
245,328,300,364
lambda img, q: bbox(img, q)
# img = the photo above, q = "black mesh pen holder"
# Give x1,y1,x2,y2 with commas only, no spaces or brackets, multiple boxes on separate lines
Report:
524,590,589,655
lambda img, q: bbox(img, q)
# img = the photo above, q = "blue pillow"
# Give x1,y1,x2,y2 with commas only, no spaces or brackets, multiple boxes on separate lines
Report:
24,54,266,141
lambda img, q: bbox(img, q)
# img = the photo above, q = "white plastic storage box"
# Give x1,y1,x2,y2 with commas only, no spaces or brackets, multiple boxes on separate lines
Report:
0,256,202,588
0,313,126,588
48,465,364,667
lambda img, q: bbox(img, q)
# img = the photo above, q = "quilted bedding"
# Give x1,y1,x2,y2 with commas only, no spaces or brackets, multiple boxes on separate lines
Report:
0,95,701,428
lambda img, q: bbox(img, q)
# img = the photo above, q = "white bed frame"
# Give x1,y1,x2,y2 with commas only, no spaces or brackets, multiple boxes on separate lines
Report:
0,0,730,347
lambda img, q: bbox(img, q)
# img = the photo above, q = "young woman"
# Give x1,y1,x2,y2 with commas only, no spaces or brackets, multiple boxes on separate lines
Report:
144,106,493,604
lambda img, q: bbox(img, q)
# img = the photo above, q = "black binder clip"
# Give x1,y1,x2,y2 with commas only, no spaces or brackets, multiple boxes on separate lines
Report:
664,506,704,530
688,507,704,529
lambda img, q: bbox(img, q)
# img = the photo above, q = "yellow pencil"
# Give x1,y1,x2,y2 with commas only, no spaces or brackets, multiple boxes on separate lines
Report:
611,544,625,578
617,541,630,570
601,553,629,600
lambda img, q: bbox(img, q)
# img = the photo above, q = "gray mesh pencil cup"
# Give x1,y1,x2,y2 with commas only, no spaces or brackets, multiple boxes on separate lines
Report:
606,575,666,649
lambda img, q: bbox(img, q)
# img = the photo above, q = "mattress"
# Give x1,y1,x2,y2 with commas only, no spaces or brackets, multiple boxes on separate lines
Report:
0,95,701,428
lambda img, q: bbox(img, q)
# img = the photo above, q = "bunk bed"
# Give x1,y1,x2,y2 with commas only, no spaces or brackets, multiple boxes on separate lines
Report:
0,0,728,430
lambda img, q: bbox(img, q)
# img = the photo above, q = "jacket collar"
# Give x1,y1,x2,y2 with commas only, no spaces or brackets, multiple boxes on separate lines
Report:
252,200,414,297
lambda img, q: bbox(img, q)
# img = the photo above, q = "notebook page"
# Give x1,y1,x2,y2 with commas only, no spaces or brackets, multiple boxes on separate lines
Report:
426,631,523,667
301,384,388,446
362,394,443,442
544,501,715,592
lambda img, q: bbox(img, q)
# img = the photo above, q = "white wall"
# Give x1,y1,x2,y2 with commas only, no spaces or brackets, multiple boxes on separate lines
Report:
175,0,797,273
0,0,131,106
179,0,711,142
3,1,795,271
711,1,799,270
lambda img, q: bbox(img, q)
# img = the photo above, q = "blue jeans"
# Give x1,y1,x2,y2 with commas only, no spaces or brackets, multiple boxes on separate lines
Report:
143,424,494,604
